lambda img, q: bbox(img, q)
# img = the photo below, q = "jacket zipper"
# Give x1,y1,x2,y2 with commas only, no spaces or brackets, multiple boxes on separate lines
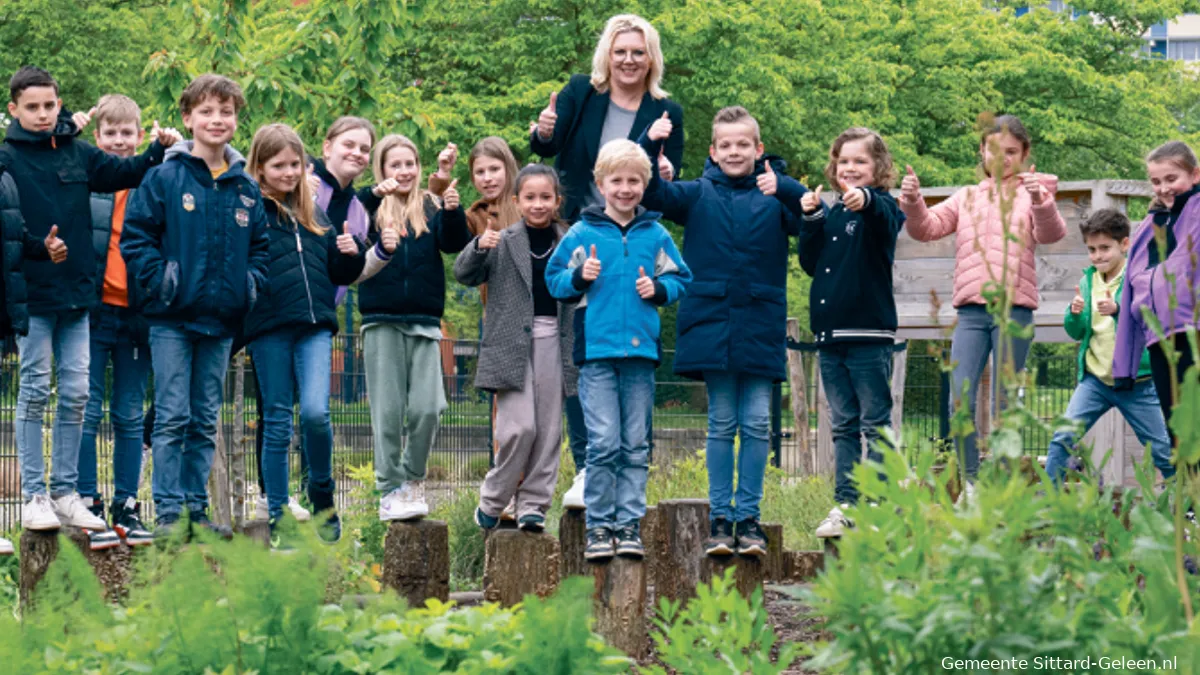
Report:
294,221,317,324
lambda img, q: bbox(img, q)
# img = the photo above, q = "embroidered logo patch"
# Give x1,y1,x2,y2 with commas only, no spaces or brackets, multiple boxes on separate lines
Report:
182,193,195,212
240,194,255,208
845,220,857,236
235,208,250,227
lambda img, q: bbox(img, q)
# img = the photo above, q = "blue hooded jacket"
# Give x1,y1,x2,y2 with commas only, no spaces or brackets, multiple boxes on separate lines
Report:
121,142,270,337
546,206,691,364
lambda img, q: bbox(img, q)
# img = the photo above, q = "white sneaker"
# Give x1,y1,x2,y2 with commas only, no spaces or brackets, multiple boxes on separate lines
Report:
254,494,270,521
288,496,312,522
815,505,852,538
53,493,108,530
0,537,12,555
378,489,400,521
955,481,977,507
563,469,586,510
393,480,429,521
23,494,61,531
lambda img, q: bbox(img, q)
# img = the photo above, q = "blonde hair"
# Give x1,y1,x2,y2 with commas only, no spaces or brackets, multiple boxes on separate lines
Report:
93,94,141,130
468,137,521,229
590,14,668,100
373,134,430,238
712,105,760,144
247,124,324,236
594,139,652,184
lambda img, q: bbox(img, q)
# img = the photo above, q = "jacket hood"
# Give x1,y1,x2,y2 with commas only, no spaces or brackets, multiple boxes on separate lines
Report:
4,107,80,145
579,205,662,229
702,154,788,187
164,140,246,176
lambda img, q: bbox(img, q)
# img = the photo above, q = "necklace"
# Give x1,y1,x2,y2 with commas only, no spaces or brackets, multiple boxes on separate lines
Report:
530,245,554,260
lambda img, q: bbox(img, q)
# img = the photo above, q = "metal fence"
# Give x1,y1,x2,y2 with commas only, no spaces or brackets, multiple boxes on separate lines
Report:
0,336,1078,532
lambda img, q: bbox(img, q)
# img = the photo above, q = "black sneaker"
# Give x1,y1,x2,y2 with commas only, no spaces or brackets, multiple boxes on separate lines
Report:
614,525,644,559
705,517,735,556
474,507,500,530
189,511,233,541
86,528,122,551
736,519,768,557
83,496,105,521
318,513,342,544
268,518,295,552
111,497,154,547
584,527,614,562
518,513,545,532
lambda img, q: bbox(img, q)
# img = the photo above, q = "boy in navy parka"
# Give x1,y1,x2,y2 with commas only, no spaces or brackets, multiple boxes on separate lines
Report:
121,74,269,537
546,139,692,562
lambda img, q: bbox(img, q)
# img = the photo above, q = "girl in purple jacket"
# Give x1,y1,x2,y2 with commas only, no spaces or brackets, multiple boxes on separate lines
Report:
1114,141,1200,442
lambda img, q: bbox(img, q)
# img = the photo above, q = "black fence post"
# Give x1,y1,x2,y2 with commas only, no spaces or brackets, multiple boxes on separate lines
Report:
939,345,951,441
771,382,783,468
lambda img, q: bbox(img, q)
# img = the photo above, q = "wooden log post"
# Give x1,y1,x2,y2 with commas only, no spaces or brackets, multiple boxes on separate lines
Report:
815,370,835,477
785,550,825,582
19,527,133,608
890,344,908,437
700,553,765,600
241,519,271,547
231,353,247,531
641,505,660,571
653,499,709,606
209,422,232,530
592,557,648,658
483,529,560,607
785,318,812,475
381,520,450,608
762,523,785,581
559,509,587,578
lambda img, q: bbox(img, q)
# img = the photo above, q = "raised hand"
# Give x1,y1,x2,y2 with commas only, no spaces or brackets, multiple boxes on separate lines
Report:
380,225,400,253
477,228,501,250
756,161,777,196
581,244,601,281
901,165,921,202
443,179,461,210
336,222,358,255
436,142,458,179
636,265,656,299
801,185,823,214
306,165,321,196
373,177,401,197
45,225,67,263
1070,285,1085,315
151,120,182,147
657,148,674,182
72,107,97,131
537,91,558,141
647,111,672,142
1020,164,1045,205
1097,288,1118,316
841,181,866,212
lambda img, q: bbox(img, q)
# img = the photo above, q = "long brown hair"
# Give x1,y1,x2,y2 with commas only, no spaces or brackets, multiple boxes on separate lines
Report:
468,136,521,229
247,123,324,236
977,114,1032,178
372,134,430,237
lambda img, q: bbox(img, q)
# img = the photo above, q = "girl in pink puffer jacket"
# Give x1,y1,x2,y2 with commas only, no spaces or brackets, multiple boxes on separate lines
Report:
899,115,1066,489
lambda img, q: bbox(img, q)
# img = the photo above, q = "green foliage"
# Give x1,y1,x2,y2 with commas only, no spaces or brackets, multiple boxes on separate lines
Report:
431,488,488,591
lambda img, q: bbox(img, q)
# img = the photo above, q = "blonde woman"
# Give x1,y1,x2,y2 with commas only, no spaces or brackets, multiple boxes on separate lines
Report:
359,134,471,521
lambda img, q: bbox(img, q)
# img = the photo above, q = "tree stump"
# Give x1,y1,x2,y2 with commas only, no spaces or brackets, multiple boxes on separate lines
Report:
241,520,271,547
700,554,764,599
640,506,660,570
653,499,709,606
762,523,785,581
785,550,825,582
483,529,560,607
381,520,450,608
592,557,648,658
559,509,587,578
19,527,133,608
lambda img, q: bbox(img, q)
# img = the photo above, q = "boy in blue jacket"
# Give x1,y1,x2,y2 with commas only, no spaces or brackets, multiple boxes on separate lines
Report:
121,74,269,538
546,139,692,562
639,105,806,557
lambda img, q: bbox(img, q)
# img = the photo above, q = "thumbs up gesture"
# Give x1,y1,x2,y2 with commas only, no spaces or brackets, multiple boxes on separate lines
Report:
380,223,400,253
336,221,358,255
1097,287,1118,316
582,244,601,281
801,185,823,214
636,265,656,299
841,181,866,212
756,161,778,196
443,179,461,211
151,120,182,148
72,106,97,132
657,148,674,182
1020,164,1046,205
537,91,559,141
901,165,921,202
648,111,673,142
1070,285,1085,315
45,225,67,263
436,142,458,179
477,228,501,250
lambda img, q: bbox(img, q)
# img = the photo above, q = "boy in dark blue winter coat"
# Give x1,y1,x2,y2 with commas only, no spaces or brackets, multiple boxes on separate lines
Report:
794,128,905,540
638,106,807,558
121,74,269,537
546,139,691,563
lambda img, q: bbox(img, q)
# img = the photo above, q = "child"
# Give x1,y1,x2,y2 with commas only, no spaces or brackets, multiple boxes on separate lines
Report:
546,139,692,561
901,115,1066,500
121,74,269,537
244,123,398,546
799,128,905,539
1047,209,1173,485
76,94,155,547
638,105,805,557
0,66,177,535
1115,141,1200,447
358,134,471,521
455,164,576,532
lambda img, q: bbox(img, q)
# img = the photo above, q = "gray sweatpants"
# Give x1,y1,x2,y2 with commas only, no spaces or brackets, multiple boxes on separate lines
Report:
479,318,563,518
363,324,447,493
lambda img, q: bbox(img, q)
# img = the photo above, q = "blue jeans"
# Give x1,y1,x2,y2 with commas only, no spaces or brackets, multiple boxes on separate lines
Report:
704,371,772,523
578,359,654,530
16,311,90,498
1045,374,1174,485
565,394,587,472
149,325,232,523
79,305,150,505
249,327,334,520
951,305,1034,479
819,343,894,506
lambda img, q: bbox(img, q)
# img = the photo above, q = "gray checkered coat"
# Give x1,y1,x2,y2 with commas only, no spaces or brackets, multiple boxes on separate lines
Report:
453,221,578,395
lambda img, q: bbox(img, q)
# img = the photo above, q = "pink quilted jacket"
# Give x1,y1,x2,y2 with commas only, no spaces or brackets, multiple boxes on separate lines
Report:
900,174,1066,309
